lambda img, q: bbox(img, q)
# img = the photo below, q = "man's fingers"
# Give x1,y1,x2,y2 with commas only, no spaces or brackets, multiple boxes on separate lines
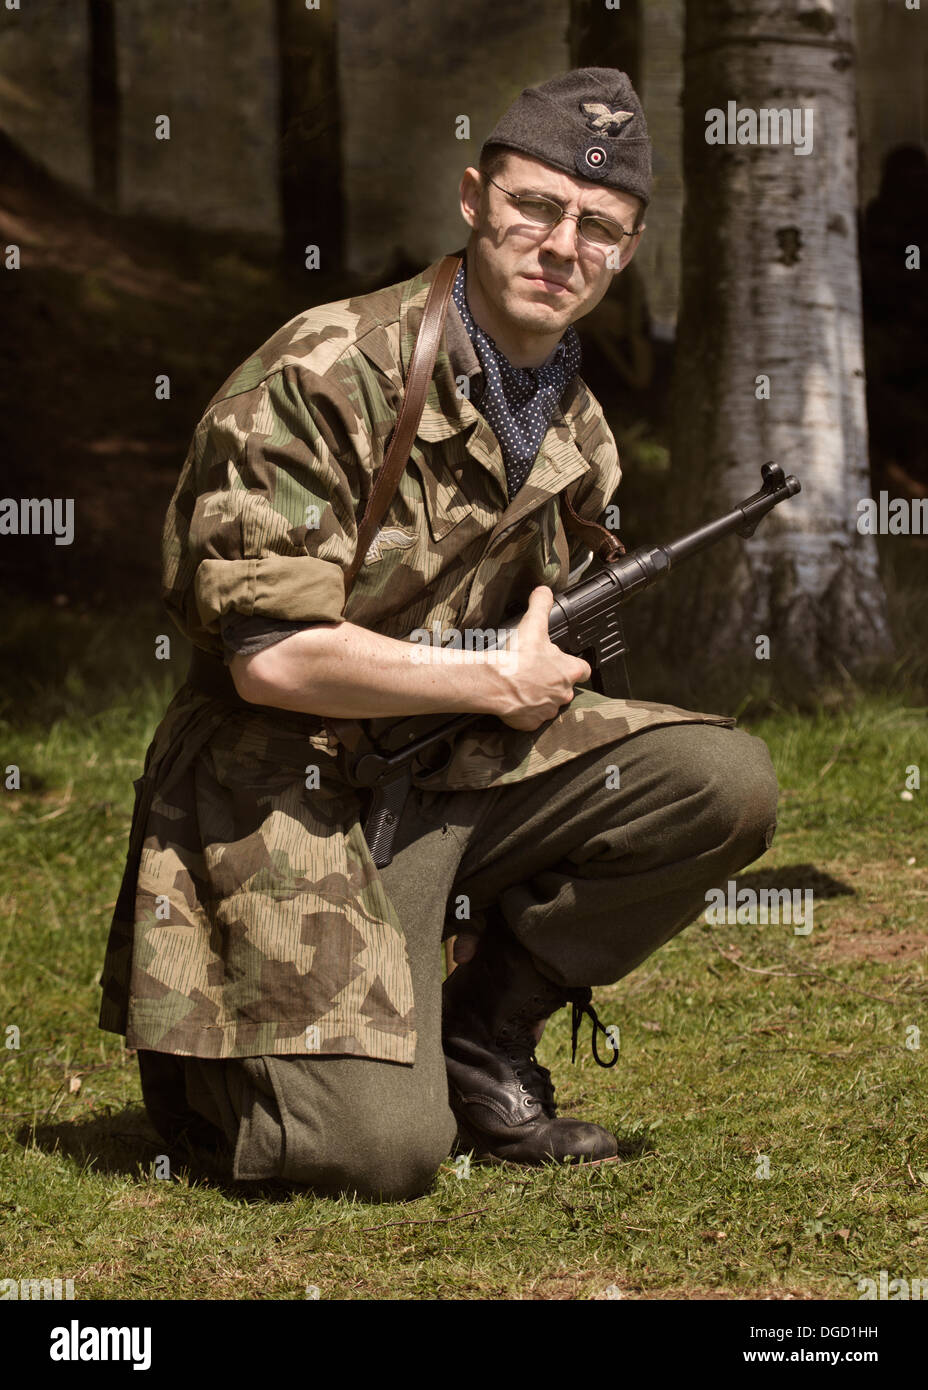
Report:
520,585,554,636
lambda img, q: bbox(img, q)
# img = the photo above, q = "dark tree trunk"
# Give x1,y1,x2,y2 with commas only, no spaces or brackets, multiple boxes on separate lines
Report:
88,0,120,208
275,0,345,275
569,0,640,88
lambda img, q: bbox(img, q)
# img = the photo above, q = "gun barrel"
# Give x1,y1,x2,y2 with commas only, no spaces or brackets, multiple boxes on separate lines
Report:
665,466,801,566
548,462,800,652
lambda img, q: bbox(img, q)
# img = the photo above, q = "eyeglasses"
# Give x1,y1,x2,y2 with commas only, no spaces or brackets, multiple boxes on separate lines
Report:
484,175,638,247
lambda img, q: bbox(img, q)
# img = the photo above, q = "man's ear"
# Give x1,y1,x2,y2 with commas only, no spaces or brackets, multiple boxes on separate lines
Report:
460,167,482,231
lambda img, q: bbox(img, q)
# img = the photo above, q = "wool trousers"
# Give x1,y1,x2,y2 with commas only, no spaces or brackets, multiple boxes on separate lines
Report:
138,721,779,1200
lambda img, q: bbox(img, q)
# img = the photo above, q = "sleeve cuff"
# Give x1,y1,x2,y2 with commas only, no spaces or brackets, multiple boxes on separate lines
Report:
193,554,347,634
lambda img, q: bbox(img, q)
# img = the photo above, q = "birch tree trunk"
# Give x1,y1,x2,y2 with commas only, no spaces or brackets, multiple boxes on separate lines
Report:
663,0,894,696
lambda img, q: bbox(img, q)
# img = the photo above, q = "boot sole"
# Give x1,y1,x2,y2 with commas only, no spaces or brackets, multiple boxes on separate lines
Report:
452,1120,620,1169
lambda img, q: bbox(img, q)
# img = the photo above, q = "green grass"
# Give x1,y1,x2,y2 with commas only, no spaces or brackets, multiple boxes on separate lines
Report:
0,606,926,1300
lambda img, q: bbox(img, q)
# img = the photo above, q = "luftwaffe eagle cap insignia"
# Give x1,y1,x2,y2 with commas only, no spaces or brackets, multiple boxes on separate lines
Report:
581,102,635,136
480,67,652,208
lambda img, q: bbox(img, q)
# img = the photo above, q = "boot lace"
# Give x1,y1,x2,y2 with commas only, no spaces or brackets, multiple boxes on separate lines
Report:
566,988,619,1069
496,985,617,1122
496,996,559,1116
508,1044,558,1117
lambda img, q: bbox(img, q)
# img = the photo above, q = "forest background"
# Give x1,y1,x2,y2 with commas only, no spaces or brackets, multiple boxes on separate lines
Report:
0,0,925,1302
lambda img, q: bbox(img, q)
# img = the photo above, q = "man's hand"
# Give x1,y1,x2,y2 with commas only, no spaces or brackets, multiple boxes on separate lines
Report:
492,586,591,731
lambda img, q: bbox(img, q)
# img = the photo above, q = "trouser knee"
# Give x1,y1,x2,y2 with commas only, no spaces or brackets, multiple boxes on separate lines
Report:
702,729,779,866
644,722,783,861
283,1117,454,1202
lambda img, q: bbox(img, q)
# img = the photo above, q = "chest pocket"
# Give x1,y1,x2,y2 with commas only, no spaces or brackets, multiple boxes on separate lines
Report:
407,440,475,543
505,498,570,592
538,498,571,586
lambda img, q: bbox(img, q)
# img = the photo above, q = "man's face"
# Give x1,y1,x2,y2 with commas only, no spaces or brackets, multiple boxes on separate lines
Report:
459,151,645,348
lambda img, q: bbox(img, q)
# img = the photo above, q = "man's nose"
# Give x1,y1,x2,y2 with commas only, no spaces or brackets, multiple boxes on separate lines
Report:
539,215,579,258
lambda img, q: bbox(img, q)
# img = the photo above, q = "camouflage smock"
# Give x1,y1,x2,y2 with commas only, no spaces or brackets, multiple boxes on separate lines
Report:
98,250,734,1063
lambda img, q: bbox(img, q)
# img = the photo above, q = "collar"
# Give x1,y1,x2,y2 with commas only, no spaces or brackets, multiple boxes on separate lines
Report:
351,250,597,507
443,297,483,400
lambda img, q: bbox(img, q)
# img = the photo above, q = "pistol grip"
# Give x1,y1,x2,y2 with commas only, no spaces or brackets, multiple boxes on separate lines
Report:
363,768,413,869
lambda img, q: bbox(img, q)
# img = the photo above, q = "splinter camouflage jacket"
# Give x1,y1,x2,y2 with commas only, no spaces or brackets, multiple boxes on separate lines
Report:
98,249,735,1064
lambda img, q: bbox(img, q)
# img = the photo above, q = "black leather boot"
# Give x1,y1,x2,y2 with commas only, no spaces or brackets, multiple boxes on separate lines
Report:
442,923,619,1166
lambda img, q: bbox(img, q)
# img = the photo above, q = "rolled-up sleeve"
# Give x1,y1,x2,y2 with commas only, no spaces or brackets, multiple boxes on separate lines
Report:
162,365,363,653
218,612,329,665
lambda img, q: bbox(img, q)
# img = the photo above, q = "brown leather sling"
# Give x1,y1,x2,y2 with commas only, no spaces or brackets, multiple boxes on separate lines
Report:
345,252,462,592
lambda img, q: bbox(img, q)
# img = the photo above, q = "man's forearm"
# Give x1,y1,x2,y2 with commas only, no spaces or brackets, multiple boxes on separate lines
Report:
231,620,510,719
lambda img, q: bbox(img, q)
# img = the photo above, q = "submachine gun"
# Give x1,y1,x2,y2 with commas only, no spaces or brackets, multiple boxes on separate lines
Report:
341,462,801,868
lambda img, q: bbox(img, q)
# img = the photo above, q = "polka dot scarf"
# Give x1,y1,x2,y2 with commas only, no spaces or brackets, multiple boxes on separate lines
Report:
451,259,582,498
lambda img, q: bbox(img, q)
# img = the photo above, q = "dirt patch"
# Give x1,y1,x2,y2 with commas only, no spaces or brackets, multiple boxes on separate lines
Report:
108,1191,167,1210
814,924,927,965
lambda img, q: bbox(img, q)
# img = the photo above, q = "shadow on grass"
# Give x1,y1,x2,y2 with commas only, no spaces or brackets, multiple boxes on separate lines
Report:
732,863,856,900
613,1133,656,1161
18,1107,294,1203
